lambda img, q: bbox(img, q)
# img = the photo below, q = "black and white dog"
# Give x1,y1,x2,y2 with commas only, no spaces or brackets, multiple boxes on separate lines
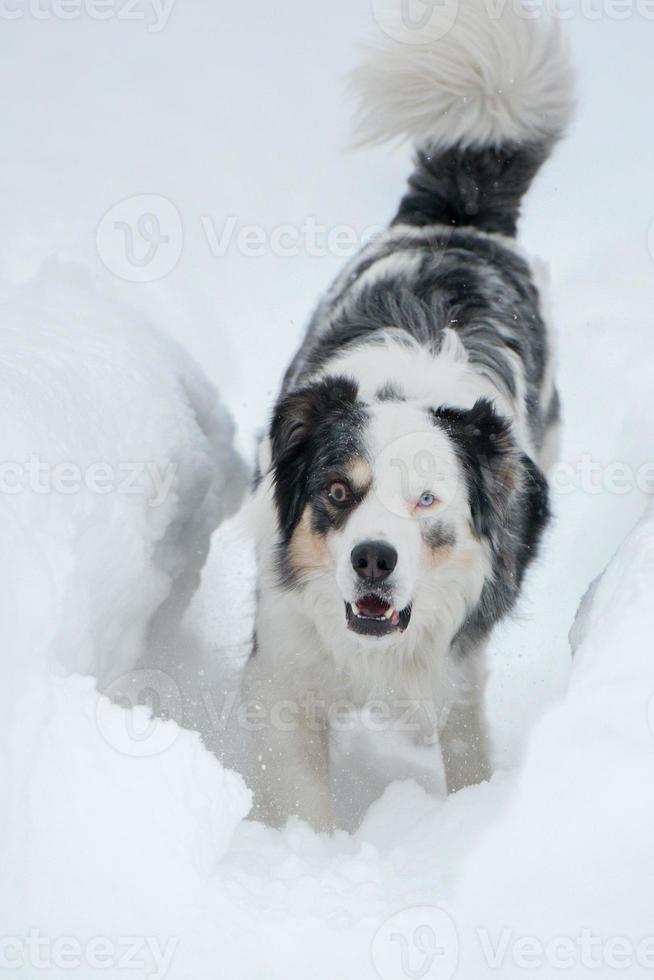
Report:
243,0,573,830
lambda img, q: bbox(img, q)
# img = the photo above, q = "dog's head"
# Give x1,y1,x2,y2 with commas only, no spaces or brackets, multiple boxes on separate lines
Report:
270,374,546,651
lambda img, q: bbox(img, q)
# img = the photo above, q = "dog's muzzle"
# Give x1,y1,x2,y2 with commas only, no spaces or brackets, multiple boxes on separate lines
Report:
346,540,411,636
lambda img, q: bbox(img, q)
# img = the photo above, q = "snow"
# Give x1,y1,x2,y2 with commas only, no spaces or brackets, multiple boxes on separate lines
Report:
1,2,654,978
453,500,654,979
0,264,250,977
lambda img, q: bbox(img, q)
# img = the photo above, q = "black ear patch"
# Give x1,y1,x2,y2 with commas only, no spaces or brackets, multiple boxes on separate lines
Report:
433,398,551,645
270,376,362,538
431,398,517,538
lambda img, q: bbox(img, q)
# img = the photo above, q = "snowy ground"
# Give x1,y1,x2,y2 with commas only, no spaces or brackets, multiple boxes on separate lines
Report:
1,2,654,978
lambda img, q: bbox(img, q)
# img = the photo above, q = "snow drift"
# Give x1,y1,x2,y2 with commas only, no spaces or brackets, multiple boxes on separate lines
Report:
450,499,654,979
0,263,247,681
4,262,653,980
0,265,251,976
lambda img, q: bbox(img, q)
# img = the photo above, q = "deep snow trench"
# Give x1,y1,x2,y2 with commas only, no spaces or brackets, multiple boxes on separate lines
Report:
2,252,654,980
1,4,654,978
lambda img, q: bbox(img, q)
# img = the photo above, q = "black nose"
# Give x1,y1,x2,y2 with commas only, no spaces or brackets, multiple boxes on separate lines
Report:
351,540,398,582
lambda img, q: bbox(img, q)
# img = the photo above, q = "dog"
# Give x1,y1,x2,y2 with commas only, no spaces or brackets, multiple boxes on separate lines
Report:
242,0,573,831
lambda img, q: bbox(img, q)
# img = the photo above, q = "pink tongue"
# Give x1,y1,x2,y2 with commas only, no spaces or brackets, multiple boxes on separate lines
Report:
358,595,390,617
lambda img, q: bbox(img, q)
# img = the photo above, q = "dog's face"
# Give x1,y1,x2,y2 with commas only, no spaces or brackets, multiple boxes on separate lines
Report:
270,375,521,650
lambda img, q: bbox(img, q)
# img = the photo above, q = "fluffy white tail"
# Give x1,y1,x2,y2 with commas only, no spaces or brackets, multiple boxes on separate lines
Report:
352,0,574,149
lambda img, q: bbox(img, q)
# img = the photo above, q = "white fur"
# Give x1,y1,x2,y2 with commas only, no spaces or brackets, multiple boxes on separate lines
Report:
244,400,492,831
351,0,574,149
320,328,535,456
246,324,545,833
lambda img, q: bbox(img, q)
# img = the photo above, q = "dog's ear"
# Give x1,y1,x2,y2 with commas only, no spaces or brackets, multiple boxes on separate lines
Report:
434,399,550,639
431,398,521,538
270,376,359,537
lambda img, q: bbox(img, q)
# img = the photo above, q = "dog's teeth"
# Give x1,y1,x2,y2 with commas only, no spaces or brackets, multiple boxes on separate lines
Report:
352,601,398,624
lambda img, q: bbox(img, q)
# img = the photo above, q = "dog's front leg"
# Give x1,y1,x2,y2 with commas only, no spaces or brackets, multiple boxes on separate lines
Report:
439,649,491,793
240,652,334,832
255,717,334,832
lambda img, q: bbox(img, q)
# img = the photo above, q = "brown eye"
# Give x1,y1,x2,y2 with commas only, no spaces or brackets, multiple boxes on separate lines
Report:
327,481,352,507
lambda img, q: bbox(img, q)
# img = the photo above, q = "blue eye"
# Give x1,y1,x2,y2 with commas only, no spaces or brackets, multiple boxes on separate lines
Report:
417,492,436,508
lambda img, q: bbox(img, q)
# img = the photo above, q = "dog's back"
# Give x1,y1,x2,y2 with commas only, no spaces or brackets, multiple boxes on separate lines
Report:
282,3,573,460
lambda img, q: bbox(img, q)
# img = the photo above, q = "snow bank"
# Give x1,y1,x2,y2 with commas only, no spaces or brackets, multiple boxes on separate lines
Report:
3,267,648,978
0,264,251,974
451,499,654,979
0,262,247,682
1,674,251,972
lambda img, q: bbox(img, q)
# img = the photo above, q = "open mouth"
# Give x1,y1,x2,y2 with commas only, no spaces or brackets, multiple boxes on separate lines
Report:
345,595,412,637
